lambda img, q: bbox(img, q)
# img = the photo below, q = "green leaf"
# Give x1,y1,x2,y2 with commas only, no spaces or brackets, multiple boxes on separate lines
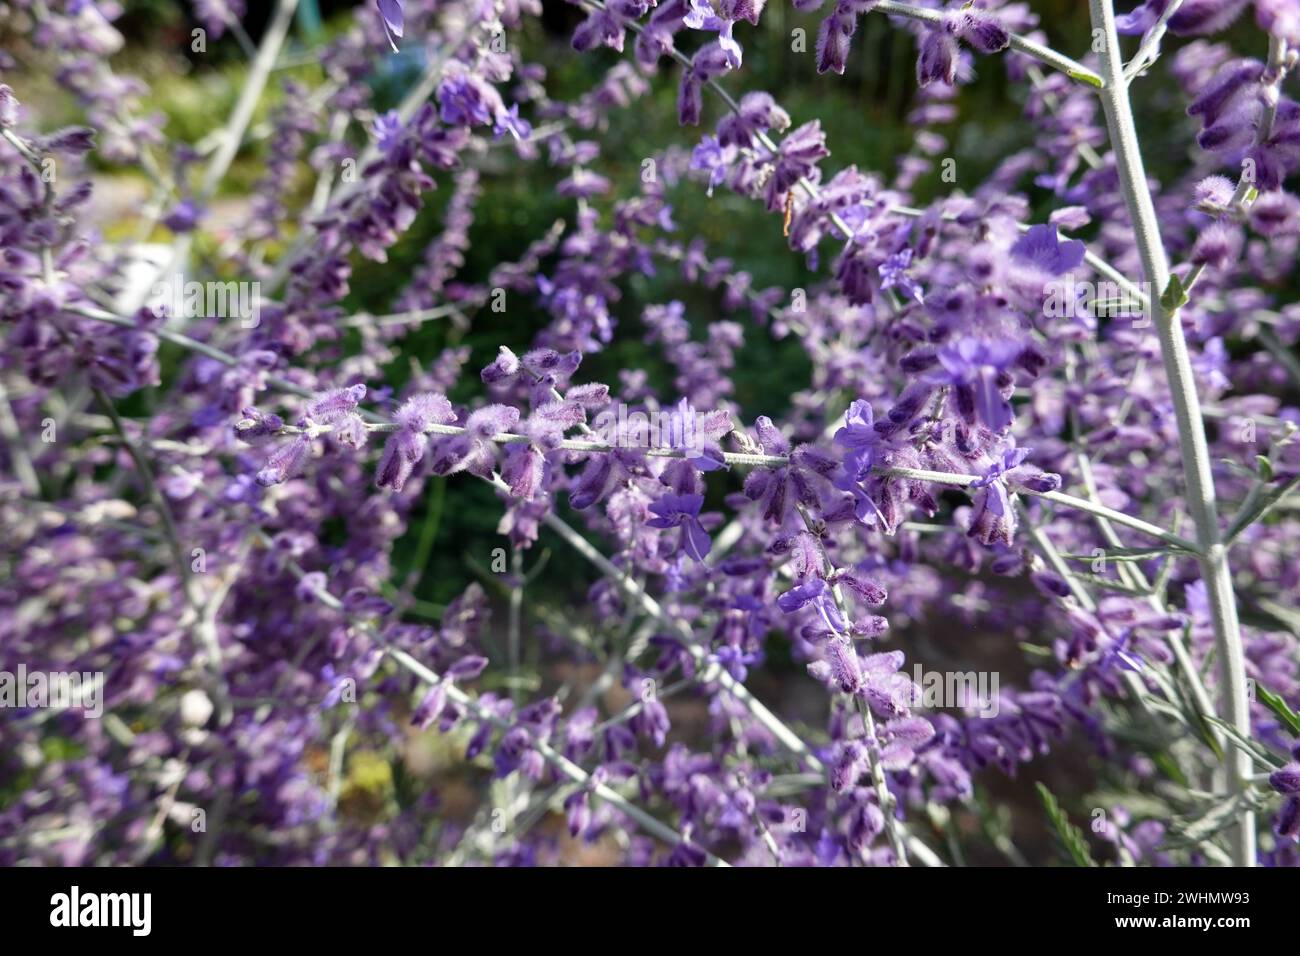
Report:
1203,716,1287,770
1256,456,1275,483
1151,751,1189,789
1258,597,1300,636
1171,669,1225,762
1163,793,1259,850
1062,546,1192,562
1035,783,1097,867
1160,274,1189,312
1069,572,1154,596
1226,473,1300,542
1019,642,1055,661
1257,684,1300,737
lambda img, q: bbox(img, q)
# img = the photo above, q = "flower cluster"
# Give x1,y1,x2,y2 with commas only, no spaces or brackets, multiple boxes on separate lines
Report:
0,0,1298,870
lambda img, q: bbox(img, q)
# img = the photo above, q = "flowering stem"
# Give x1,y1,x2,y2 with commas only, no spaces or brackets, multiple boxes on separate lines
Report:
72,302,1200,553
266,530,730,866
871,1,1104,87
854,696,909,865
265,13,486,294
75,292,1203,555
1089,0,1254,866
795,502,910,866
1228,35,1290,209
520,484,823,768
91,385,234,726
1073,450,1226,753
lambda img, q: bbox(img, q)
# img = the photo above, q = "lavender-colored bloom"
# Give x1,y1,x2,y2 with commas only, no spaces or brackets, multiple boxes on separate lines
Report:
162,198,202,233
304,384,367,424
928,338,1022,432
1011,224,1086,276
256,434,312,486
376,0,404,51
372,110,403,152
878,247,923,303
684,0,743,69
709,645,762,681
646,492,711,561
493,104,532,142
438,73,505,127
690,135,730,196
1273,763,1300,795
778,577,846,633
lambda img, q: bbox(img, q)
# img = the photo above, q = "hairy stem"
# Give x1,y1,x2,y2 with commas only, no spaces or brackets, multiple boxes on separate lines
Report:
871,2,1103,86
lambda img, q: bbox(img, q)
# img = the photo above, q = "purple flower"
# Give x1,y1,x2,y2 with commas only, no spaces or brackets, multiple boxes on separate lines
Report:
709,645,762,681
690,135,730,196
832,400,887,525
878,247,923,304
1272,763,1300,795
304,384,366,425
916,9,1009,86
376,0,404,51
493,104,532,142
834,399,877,453
666,398,728,471
966,447,1031,546
256,434,312,486
777,577,846,633
1011,224,1086,276
1116,0,1167,34
684,0,743,69
438,73,505,127
817,11,856,75
646,492,712,561
372,110,403,152
928,338,1022,432
375,392,455,491
916,28,959,87
162,198,202,233
320,665,352,709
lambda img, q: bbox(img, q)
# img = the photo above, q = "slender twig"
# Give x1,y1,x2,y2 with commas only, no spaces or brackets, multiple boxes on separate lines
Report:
869,2,1103,86
1122,0,1186,82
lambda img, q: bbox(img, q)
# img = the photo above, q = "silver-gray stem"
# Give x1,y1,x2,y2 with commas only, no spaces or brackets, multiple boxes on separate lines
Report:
1088,0,1254,866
